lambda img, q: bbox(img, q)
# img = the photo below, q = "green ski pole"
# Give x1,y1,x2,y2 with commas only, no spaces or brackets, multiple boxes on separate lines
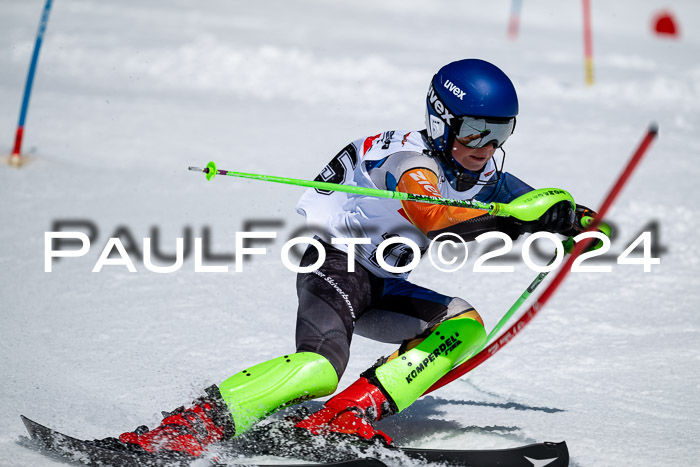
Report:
454,253,559,369
450,216,610,369
189,161,574,222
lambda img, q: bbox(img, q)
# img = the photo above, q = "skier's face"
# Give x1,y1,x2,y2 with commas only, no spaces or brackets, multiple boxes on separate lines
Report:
450,140,497,171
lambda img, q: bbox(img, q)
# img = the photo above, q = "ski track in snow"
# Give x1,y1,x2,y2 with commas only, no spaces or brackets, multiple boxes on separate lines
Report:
2,1,700,466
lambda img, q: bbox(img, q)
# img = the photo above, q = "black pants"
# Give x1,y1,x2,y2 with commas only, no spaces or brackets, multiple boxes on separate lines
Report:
295,241,473,378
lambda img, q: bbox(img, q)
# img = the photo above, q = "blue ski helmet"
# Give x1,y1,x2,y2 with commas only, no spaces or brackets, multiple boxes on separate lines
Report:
425,59,518,153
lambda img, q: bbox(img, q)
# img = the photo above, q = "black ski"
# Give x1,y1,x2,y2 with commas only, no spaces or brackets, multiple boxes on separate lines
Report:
229,420,569,467
22,416,382,467
22,415,568,466
400,443,568,466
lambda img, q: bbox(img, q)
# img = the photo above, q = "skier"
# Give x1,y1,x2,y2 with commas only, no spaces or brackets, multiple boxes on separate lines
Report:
101,59,595,458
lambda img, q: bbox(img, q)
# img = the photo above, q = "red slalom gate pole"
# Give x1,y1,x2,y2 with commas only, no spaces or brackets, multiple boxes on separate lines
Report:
582,0,594,85
508,0,523,40
424,123,659,396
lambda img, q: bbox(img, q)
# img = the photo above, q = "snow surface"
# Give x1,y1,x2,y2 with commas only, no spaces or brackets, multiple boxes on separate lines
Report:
1,1,699,466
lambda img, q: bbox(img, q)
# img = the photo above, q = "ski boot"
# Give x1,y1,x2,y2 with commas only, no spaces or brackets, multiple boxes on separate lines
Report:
294,374,394,445
96,385,235,458
295,313,487,447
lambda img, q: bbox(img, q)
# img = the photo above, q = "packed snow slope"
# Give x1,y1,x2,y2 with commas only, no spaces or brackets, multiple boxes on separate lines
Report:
1,1,699,466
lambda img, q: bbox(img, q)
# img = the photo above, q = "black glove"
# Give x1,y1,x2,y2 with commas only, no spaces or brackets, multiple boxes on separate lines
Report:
518,200,575,235
562,204,598,237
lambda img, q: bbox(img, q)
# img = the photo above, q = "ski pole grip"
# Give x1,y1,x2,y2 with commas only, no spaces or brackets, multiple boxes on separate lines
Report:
564,216,611,253
581,216,611,237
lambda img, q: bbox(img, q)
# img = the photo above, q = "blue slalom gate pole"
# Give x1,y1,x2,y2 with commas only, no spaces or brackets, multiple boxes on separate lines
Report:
10,0,53,165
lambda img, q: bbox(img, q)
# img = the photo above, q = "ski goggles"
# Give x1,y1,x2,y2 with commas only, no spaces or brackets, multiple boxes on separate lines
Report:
454,116,516,148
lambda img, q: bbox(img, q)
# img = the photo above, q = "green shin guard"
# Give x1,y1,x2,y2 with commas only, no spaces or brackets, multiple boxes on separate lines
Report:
218,352,338,436
374,317,486,412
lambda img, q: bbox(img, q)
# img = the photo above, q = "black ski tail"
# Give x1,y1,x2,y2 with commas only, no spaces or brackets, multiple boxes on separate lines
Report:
21,415,387,466
22,415,192,467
